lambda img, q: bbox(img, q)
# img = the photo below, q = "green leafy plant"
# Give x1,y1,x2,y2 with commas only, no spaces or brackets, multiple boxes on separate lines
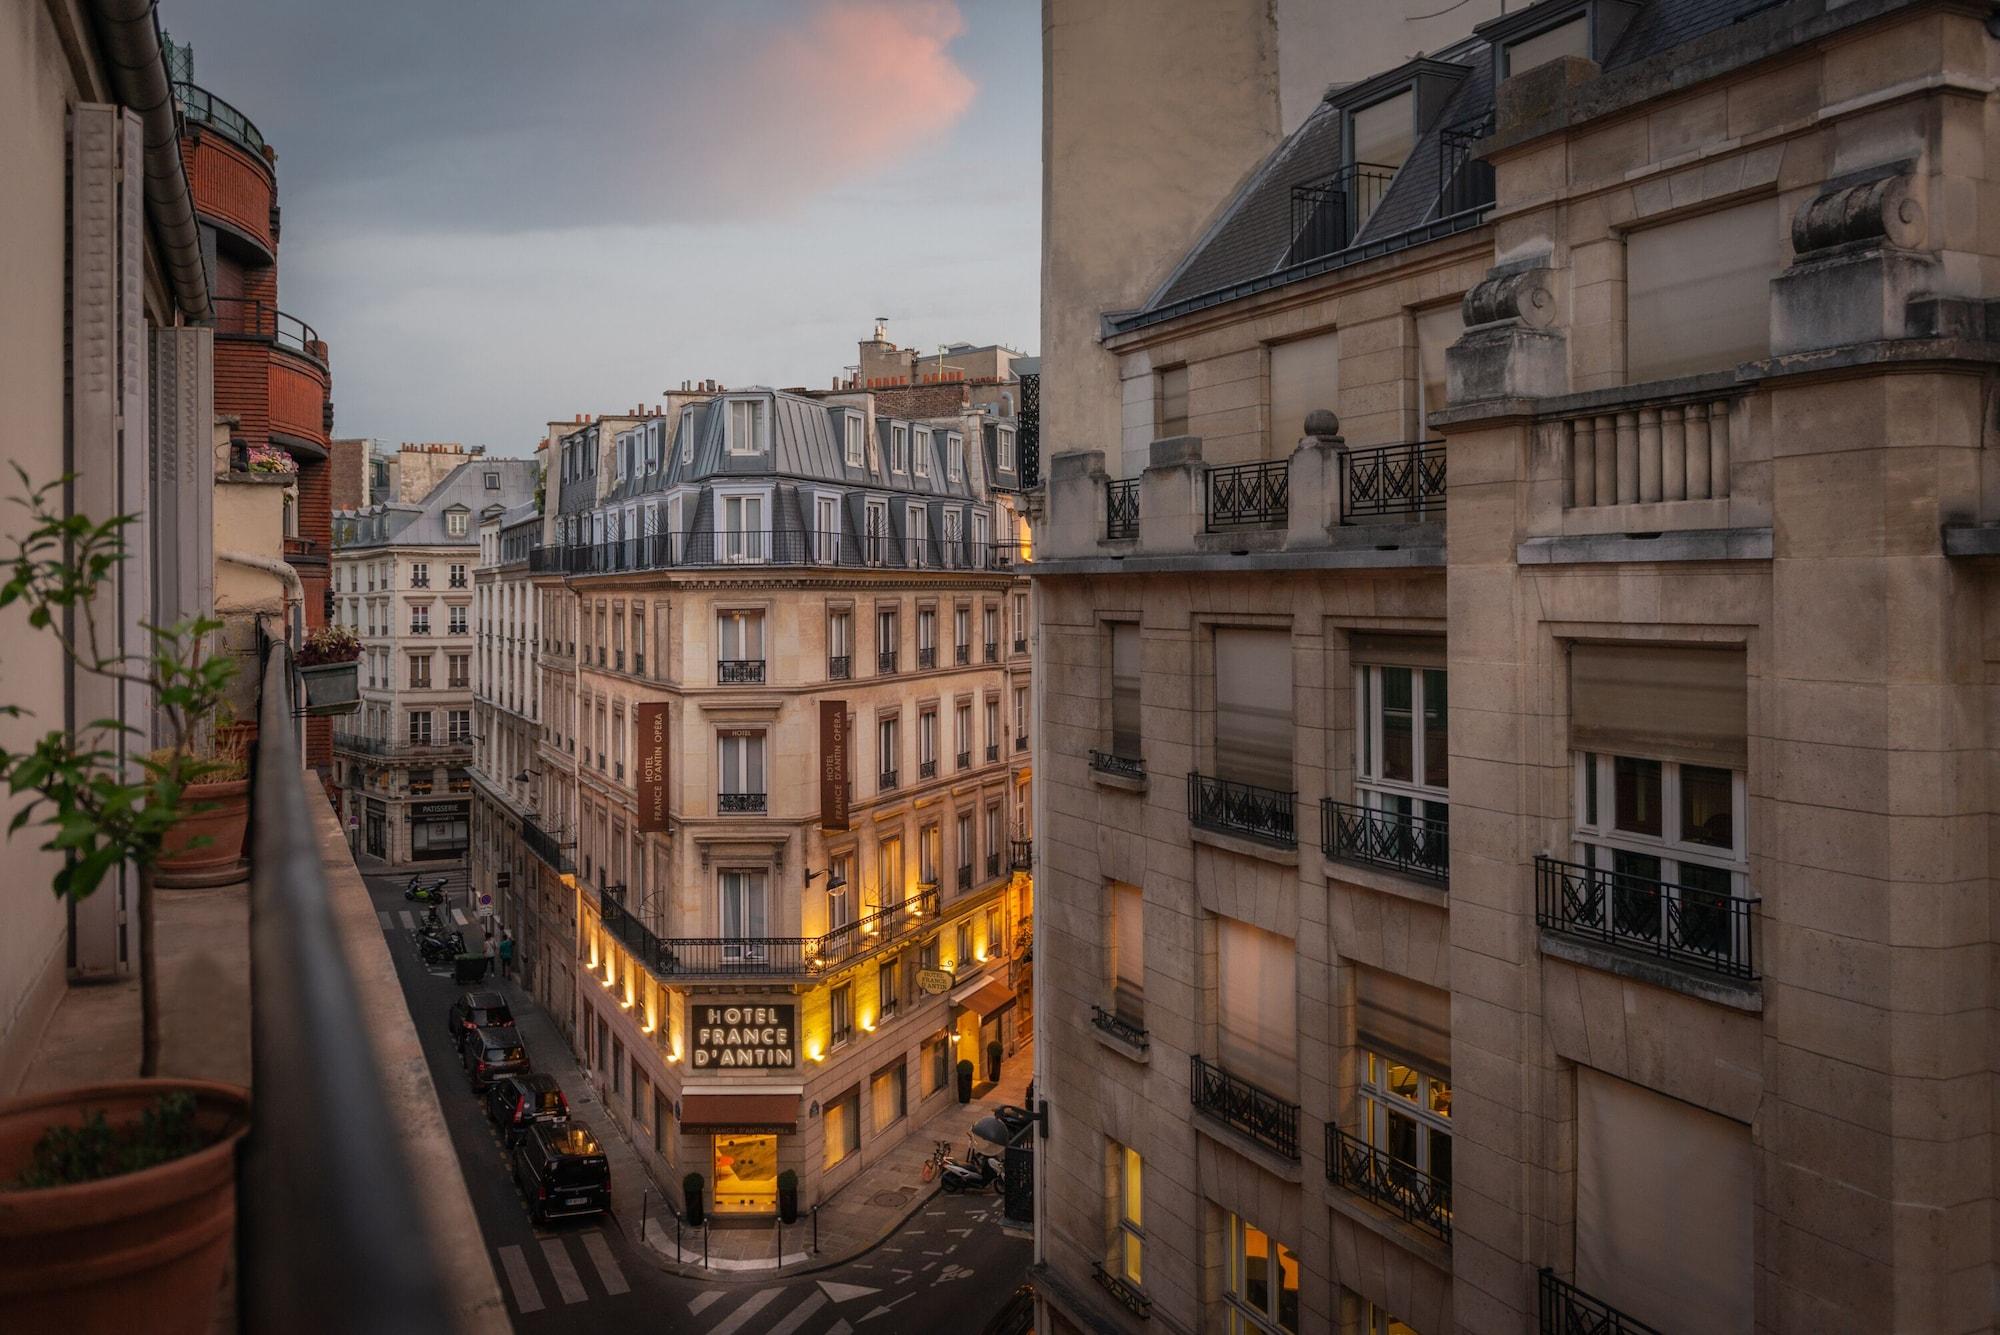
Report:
0,467,236,1077
13,1092,217,1189
297,623,361,667
682,1170,706,1226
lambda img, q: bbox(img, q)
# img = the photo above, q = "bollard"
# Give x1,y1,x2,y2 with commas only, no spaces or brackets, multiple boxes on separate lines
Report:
640,1189,648,1243
776,1219,784,1264
703,1223,709,1270
811,1203,821,1254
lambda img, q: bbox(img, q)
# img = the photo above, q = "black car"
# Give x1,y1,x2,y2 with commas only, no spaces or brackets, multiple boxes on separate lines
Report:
512,1122,609,1224
485,1073,569,1145
448,990,514,1051
463,1025,529,1091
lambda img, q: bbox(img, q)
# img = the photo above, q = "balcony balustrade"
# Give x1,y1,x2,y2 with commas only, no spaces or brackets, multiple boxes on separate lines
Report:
601,888,938,983
718,792,767,815
521,817,575,875
955,644,970,665
1105,478,1140,540
1205,459,1290,530
985,742,1000,763
1010,839,1033,871
1344,441,1446,520
1013,637,1028,654
1322,800,1449,883
878,650,899,675
984,641,999,662
879,769,899,792
1535,855,1758,980
1537,1270,1661,1335
1090,749,1145,781
986,852,1001,879
173,80,266,153
1560,391,1741,509
522,530,1023,577
1285,161,1398,265
1014,733,1029,752
919,758,937,779
718,658,766,685
1090,1005,1149,1050
957,864,973,891
918,646,937,669
1188,772,1296,847
828,654,851,680
1091,1262,1152,1319
1327,1125,1452,1243
1190,1054,1299,1159
956,749,972,770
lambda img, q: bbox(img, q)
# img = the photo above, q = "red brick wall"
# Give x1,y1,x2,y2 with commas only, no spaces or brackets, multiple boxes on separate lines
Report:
270,355,329,443
180,134,276,255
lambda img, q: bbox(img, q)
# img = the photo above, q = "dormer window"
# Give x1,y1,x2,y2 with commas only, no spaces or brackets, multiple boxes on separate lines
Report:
446,508,469,537
845,413,867,468
891,423,909,473
996,427,1014,474
1349,89,1413,230
484,471,500,490
1483,1,1637,81
726,398,767,455
946,433,965,484
913,427,932,478
1503,14,1587,76
678,407,694,464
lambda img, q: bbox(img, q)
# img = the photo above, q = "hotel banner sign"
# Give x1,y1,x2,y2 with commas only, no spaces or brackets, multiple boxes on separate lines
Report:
820,700,849,832
636,701,669,833
691,1003,797,1070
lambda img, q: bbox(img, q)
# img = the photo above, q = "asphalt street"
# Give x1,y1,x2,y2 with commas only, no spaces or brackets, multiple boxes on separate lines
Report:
362,869,1031,1334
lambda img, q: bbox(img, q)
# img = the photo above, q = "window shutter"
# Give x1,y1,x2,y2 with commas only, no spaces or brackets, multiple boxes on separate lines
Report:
1214,629,1293,789
1569,643,1747,769
1111,624,1141,756
1354,965,1451,1075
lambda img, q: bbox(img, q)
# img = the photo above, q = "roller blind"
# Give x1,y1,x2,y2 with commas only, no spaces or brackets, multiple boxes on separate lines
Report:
1111,624,1142,757
1627,198,1780,382
1570,643,1747,769
1576,1068,1753,1333
1112,882,1145,1020
1218,918,1296,1096
1269,332,1339,453
1215,629,1294,790
1354,966,1451,1075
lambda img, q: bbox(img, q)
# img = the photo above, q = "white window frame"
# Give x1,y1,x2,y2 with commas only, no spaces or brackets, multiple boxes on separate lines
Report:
814,491,842,563
864,499,891,566
719,868,769,957
844,412,866,468
1354,663,1449,828
717,730,767,798
716,487,770,563
725,397,766,456
941,509,963,567
946,432,964,483
447,510,469,537
996,426,1015,474
890,423,909,473
906,503,929,569
913,426,932,477
1359,1048,1453,1190
1224,1214,1299,1335
678,407,694,464
1114,1143,1144,1287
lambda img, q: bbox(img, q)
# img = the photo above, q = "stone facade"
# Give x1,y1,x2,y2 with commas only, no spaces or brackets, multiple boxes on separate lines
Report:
1032,2,2000,1333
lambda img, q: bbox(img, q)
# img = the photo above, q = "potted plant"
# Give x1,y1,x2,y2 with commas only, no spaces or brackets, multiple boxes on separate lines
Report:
296,624,362,716
243,442,297,476
151,723,252,888
776,1168,799,1223
957,1058,975,1104
683,1171,706,1227
0,469,251,1332
987,1039,1003,1083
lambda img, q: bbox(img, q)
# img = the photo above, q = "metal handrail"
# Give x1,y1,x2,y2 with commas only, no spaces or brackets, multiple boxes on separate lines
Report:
1188,771,1296,847
1327,1124,1452,1243
1105,479,1140,540
174,80,265,154
1322,799,1449,883
1435,111,1497,221
521,816,575,875
243,641,454,1332
1090,749,1146,781
525,530,1021,576
601,888,938,981
717,792,767,814
1287,161,1398,265
1538,1269,1662,1335
1534,854,1759,980
1189,1054,1299,1159
1090,1005,1149,1050
1010,839,1033,871
1205,459,1289,530
211,297,322,359
717,659,766,684
1344,440,1447,520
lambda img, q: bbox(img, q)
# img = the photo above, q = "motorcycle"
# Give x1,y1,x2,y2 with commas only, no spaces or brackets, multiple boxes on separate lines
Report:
405,874,450,904
417,928,466,966
938,1139,1004,1195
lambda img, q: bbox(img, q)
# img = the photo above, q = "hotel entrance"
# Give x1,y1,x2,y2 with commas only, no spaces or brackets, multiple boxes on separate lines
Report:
713,1133,778,1215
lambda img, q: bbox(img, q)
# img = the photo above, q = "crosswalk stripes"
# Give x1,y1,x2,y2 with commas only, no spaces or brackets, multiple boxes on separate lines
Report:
761,1290,828,1335
580,1231,628,1295
540,1237,588,1304
377,910,392,929
496,1245,544,1314
689,1291,725,1316
453,907,470,925
398,909,415,930
706,1287,780,1335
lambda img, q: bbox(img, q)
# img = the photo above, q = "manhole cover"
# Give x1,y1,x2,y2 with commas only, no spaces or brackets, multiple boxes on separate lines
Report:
872,1190,910,1207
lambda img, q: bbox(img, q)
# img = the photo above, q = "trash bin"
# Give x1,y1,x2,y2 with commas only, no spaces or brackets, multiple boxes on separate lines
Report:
454,954,490,984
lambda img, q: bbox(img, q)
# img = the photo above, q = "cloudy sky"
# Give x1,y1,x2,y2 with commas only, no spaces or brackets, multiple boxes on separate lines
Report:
166,0,1040,454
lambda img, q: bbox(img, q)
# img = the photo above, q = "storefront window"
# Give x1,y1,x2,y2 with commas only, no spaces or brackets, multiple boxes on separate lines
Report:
713,1133,776,1215
824,1089,860,1169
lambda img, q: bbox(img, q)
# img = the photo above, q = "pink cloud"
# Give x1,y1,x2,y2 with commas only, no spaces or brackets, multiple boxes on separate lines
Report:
682,0,976,205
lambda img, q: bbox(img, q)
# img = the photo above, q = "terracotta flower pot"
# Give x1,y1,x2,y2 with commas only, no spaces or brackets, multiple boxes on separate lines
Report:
0,1079,251,1335
155,779,250,888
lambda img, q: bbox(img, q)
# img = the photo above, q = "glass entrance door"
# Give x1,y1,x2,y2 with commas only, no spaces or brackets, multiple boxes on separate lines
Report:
713,1133,778,1215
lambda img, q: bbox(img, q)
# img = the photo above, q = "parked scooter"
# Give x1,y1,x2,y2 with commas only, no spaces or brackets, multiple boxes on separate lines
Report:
405,874,450,904
417,928,466,966
938,1139,1004,1194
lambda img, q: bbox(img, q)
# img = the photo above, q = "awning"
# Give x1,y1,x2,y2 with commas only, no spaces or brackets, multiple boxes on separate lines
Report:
678,1093,798,1134
953,978,1016,1019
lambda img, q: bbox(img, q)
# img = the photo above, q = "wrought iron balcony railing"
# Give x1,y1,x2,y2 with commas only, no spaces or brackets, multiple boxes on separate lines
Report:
878,650,899,675
718,658,766,684
1091,1005,1149,1050
828,654,851,680
1013,637,1028,654
600,888,938,982
211,297,322,360
918,646,937,669
1190,1054,1299,1159
1010,839,1033,871
718,792,767,814
521,817,576,875
879,770,898,792
1344,441,1446,520
919,758,937,779
1205,459,1289,530
955,644,970,665
1189,772,1296,847
174,81,267,154
957,864,973,891
986,852,1001,879
1015,733,1029,752
1106,478,1140,540
956,750,972,770
1090,749,1145,781
985,743,1000,763
1437,110,1497,220
1285,161,1399,265
1535,855,1759,980
522,530,1024,576
1091,1261,1152,1318
1322,800,1449,883
984,641,999,662
1538,1269,1662,1335
1327,1125,1452,1243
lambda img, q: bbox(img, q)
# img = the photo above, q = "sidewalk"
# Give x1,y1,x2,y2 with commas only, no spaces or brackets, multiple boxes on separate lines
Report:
493,972,1031,1277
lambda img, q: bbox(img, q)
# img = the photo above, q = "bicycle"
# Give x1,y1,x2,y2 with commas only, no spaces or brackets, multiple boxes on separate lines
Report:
920,1138,952,1183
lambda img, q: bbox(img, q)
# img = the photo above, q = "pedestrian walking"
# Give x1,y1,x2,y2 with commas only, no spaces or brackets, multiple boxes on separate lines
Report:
499,930,515,979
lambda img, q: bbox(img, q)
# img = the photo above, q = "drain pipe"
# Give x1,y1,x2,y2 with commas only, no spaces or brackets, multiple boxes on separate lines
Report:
86,0,211,322
218,550,304,649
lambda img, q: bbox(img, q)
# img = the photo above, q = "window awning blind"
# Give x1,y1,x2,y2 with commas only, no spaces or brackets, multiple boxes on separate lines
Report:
1112,882,1144,1008
1576,1068,1753,1333
1215,629,1293,790
1569,643,1746,770
1354,965,1451,1075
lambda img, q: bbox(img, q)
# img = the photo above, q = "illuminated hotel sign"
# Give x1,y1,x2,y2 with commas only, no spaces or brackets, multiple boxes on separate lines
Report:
691,1003,796,1070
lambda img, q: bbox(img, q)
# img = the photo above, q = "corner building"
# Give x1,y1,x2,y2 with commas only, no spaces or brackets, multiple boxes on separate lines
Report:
1032,2,2000,1333
524,387,1036,1220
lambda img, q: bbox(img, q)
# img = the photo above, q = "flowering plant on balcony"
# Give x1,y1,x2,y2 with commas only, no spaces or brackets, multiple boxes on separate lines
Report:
245,443,297,475
298,623,362,666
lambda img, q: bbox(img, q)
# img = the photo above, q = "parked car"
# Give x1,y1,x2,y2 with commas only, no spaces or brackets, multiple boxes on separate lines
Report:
485,1073,570,1145
512,1122,610,1225
463,1026,528,1091
447,990,514,1051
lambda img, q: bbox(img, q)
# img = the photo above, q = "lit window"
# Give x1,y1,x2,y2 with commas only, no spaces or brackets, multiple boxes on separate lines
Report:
1113,1143,1143,1287
1359,1049,1453,1215
1224,1213,1299,1335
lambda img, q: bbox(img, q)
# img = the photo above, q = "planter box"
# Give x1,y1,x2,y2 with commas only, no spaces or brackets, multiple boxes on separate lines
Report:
298,661,360,716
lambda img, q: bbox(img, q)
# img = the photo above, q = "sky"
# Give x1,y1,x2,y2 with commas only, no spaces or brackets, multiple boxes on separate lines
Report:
165,0,1041,455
